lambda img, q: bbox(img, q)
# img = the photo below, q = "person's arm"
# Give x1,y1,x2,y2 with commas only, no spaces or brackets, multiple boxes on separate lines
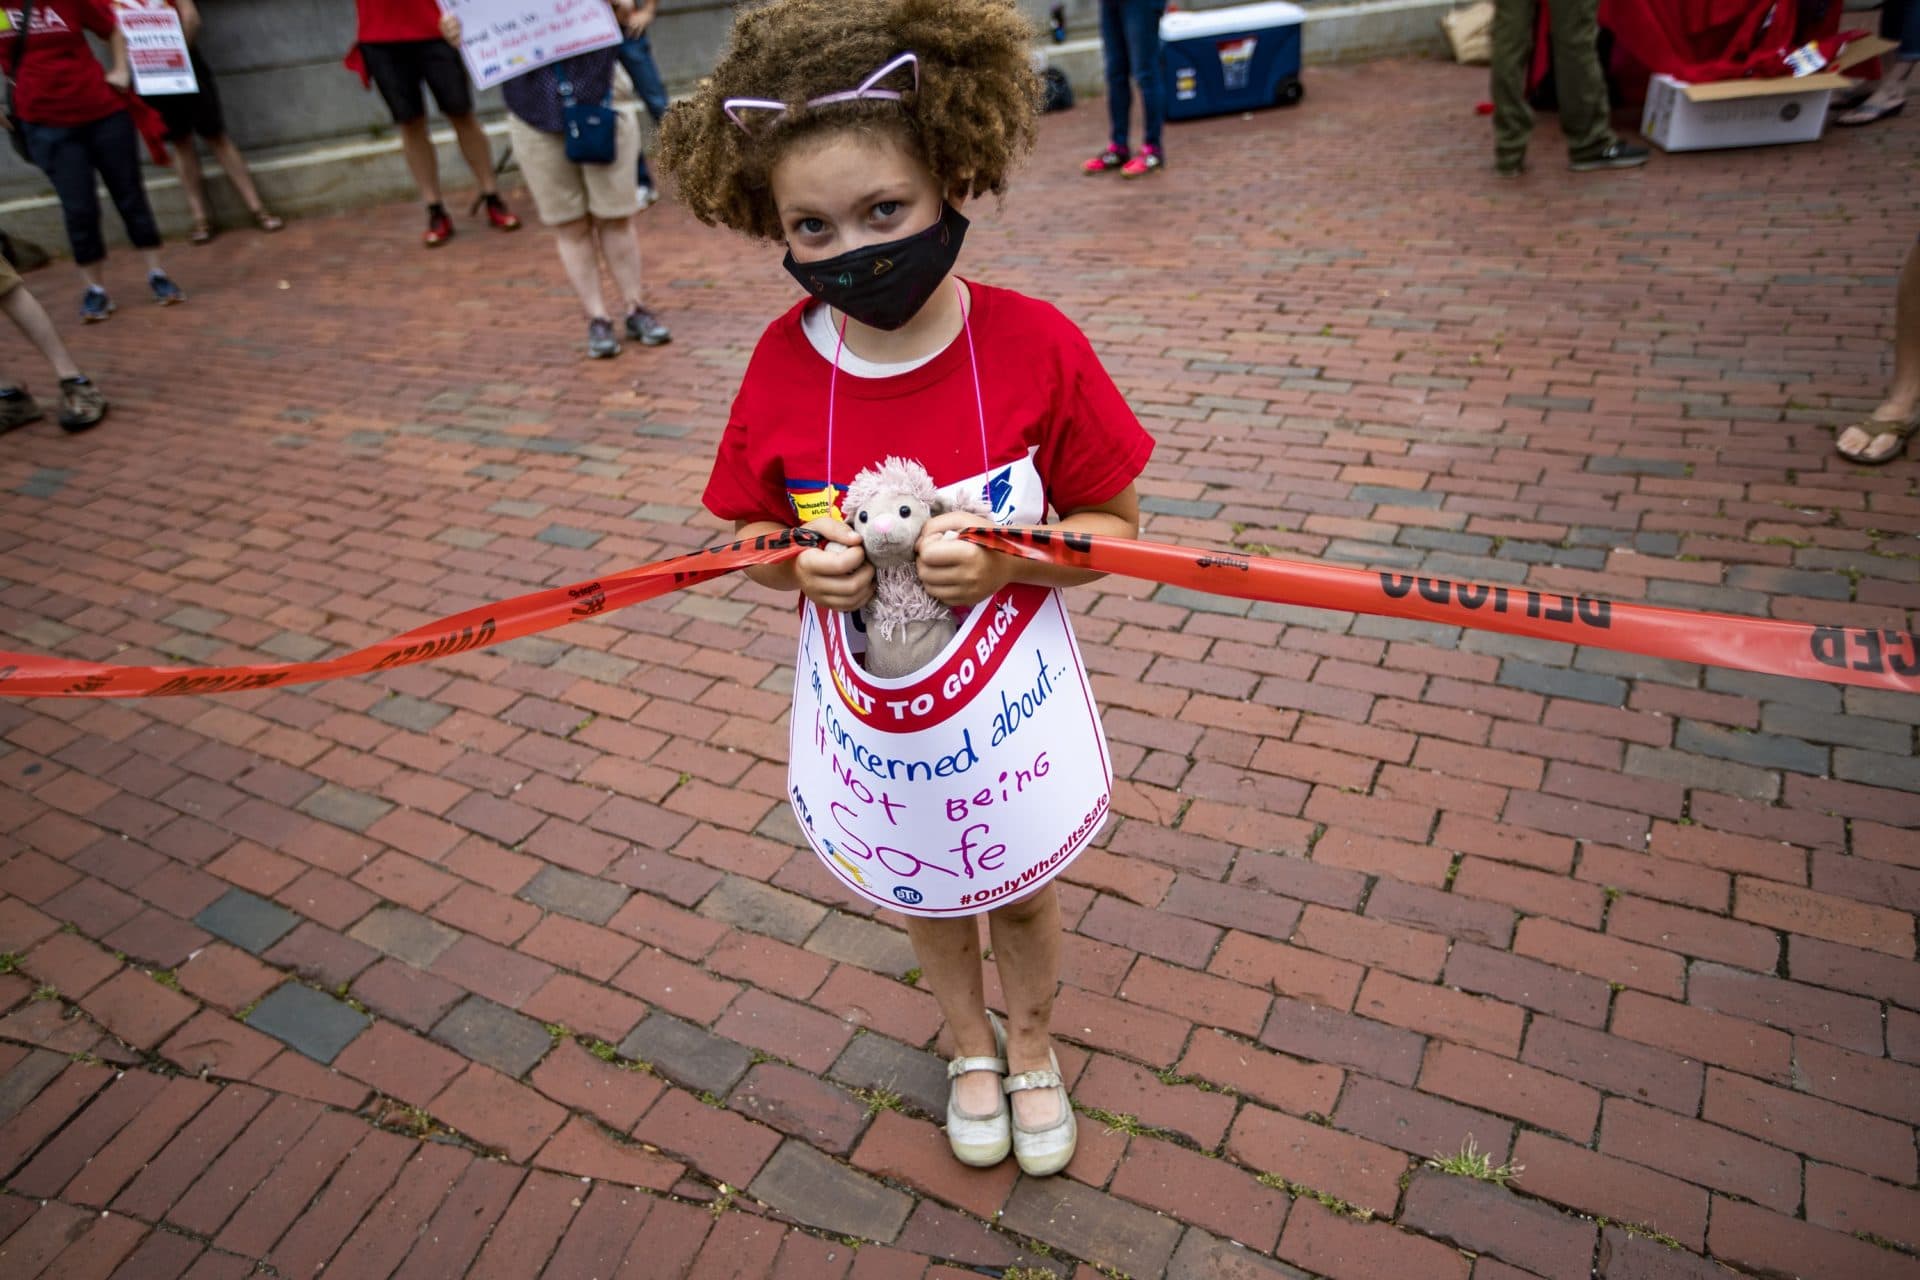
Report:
173,0,202,44
623,0,657,36
104,28,132,90
914,482,1142,606
440,13,462,43
735,516,875,613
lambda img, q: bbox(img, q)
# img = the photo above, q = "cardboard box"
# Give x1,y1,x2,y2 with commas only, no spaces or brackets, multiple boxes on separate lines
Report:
1642,37,1897,153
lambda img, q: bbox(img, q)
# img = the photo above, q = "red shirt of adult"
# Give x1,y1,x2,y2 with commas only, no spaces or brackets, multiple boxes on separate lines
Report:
355,0,444,44
0,0,126,128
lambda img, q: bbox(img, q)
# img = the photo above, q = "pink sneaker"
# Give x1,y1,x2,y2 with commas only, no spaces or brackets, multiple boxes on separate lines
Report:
1120,145,1164,178
1081,144,1128,174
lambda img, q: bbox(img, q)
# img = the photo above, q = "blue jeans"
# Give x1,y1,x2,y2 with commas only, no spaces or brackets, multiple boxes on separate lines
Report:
1884,0,1920,59
23,111,161,266
1100,0,1167,152
616,31,671,184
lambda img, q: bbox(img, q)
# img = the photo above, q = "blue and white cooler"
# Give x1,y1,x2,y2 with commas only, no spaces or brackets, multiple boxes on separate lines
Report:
1159,1,1306,121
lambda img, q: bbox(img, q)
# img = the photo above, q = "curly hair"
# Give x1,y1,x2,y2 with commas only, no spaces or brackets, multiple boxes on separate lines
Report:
657,0,1042,241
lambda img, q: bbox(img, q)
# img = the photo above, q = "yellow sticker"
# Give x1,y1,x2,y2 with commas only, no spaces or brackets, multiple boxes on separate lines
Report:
790,485,841,525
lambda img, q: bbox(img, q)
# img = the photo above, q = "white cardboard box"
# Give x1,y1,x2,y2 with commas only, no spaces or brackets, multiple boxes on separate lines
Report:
1641,37,1897,153
1642,72,1836,150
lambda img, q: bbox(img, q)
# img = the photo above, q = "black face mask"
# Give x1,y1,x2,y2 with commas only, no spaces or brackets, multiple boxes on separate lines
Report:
783,202,969,332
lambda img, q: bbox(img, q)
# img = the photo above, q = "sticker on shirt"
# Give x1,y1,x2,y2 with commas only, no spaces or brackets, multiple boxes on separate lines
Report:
939,448,1044,527
787,479,844,525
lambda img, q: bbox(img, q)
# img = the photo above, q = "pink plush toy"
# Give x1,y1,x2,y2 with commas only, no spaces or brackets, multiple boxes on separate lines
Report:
844,456,987,678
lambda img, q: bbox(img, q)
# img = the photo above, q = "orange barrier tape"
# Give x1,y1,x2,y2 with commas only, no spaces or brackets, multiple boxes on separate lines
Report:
0,526,1912,698
967,528,1919,695
0,530,825,699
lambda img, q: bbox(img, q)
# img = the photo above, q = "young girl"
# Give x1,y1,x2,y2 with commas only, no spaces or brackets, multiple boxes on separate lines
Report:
659,0,1153,1177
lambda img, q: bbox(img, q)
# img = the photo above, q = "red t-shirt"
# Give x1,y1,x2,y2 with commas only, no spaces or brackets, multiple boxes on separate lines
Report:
706,283,1154,531
1,0,124,128
355,0,444,44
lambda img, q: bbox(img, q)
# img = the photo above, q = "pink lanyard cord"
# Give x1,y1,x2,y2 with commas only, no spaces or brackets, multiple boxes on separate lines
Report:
824,279,991,507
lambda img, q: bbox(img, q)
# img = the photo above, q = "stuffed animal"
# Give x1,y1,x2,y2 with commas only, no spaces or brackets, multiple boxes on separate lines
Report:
844,456,985,678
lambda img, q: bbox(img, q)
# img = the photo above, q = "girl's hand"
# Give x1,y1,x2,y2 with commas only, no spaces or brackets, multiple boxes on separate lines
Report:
794,517,874,613
440,14,463,43
915,512,1012,607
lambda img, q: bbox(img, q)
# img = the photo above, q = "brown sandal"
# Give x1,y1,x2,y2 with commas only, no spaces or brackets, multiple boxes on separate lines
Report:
252,209,285,233
1836,412,1920,466
188,220,213,245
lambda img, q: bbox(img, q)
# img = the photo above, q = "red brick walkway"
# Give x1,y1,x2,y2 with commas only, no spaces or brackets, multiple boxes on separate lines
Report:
1,58,1916,1280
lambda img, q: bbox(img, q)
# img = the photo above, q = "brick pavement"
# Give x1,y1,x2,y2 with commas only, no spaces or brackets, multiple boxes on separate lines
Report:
1,57,1917,1280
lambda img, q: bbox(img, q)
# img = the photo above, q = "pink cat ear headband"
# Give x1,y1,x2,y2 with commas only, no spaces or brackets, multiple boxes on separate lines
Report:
722,52,919,132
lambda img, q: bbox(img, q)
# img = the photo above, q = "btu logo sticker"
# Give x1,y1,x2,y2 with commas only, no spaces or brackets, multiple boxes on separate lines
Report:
892,885,924,905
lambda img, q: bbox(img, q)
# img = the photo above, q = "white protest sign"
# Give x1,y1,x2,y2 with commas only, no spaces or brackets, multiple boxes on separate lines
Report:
787,582,1113,917
116,4,197,96
438,0,623,92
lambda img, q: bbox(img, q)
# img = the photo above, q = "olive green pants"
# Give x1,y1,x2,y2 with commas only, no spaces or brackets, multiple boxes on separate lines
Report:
1490,0,1618,167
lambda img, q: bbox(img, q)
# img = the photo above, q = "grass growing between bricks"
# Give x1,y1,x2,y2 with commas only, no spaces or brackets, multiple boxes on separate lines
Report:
1257,1171,1378,1221
1428,1136,1522,1186
1597,1218,1686,1250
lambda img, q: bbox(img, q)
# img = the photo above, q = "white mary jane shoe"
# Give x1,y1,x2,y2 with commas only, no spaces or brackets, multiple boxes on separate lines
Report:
945,1012,1010,1167
1005,1045,1077,1177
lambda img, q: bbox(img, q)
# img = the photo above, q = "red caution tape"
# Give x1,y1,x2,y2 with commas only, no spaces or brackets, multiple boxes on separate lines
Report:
0,530,825,699
0,526,1912,698
966,529,1919,695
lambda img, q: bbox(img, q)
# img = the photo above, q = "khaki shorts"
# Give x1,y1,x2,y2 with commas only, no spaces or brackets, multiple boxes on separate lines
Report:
508,110,641,226
0,253,21,296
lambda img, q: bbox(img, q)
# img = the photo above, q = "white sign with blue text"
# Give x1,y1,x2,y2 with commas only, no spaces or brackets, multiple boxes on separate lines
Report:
438,0,622,91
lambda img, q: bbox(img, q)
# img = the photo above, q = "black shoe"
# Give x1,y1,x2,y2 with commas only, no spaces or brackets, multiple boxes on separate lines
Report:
57,376,107,431
0,386,43,432
624,306,670,346
1570,140,1649,172
587,317,622,359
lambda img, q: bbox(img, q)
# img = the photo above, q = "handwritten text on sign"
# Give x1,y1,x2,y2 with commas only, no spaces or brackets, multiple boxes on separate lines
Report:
787,584,1112,917
118,6,196,96
438,0,622,91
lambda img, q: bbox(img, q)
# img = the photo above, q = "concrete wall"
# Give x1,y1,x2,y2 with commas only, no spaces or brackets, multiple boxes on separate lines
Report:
0,0,1452,252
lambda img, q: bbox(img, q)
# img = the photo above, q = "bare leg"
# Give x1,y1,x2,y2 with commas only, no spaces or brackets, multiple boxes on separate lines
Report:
1884,234,1920,417
552,216,608,319
446,113,498,197
396,117,442,204
173,142,209,228
596,215,644,311
77,264,105,291
1838,236,1920,460
139,249,167,275
1841,61,1912,121
1,285,83,380
205,135,267,214
903,915,1000,1115
987,885,1064,1127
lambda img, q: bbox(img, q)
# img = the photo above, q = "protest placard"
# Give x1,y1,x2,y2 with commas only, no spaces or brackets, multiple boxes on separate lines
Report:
439,0,624,91
117,3,197,96
787,585,1113,917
